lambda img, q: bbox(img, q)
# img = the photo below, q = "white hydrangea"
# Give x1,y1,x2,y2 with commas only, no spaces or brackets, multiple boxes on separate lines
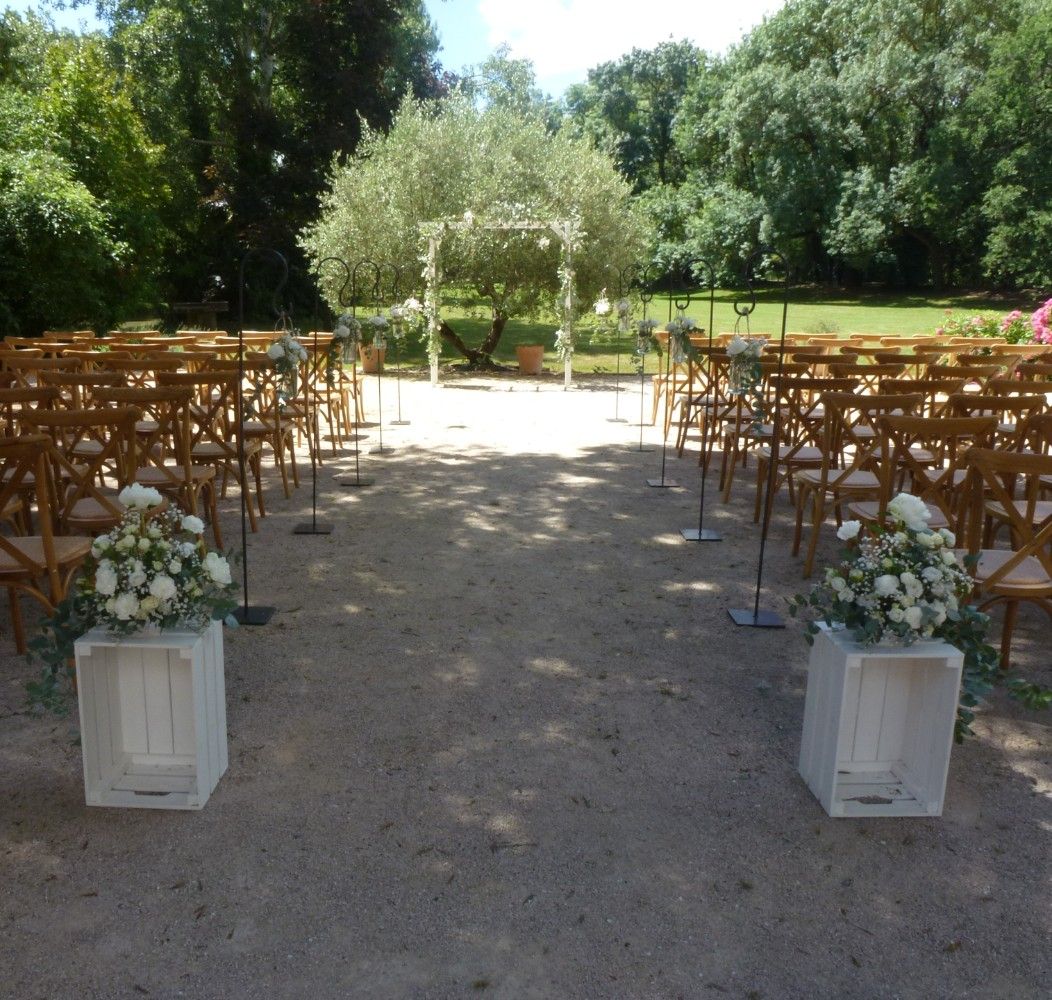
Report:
113,594,139,620
94,562,118,596
181,515,205,535
874,574,900,596
203,552,231,585
149,575,177,602
887,493,930,532
836,521,862,541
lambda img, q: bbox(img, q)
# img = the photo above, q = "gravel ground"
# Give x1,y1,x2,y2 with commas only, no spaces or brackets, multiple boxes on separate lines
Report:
1,370,1049,1000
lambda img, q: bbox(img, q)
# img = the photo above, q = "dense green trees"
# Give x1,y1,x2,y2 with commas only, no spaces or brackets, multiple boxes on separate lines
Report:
562,0,1051,289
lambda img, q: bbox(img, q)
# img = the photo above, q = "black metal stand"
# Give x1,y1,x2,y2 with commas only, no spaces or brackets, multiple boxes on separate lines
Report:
392,338,410,426
646,347,678,487
729,248,790,629
293,317,332,534
607,266,630,424
233,247,282,625
370,349,394,455
337,260,379,487
681,259,721,541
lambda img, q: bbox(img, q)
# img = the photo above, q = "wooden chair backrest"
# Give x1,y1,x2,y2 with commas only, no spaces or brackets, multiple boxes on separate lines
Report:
19,407,141,529
962,447,1052,587
0,386,60,434
816,392,923,483
828,362,905,392
882,378,966,418
0,435,60,586
877,414,998,528
155,372,240,459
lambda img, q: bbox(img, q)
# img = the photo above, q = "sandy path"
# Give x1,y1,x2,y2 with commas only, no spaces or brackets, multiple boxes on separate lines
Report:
1,373,1049,999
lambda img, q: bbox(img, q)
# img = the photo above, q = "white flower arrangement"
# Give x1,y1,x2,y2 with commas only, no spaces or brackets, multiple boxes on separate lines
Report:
77,486,238,637
594,290,611,317
726,333,766,397
635,318,657,355
616,297,631,334
791,493,973,646
665,315,697,364
366,313,388,350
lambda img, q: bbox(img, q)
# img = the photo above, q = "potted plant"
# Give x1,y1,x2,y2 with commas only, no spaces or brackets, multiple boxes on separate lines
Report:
515,342,545,374
360,314,388,373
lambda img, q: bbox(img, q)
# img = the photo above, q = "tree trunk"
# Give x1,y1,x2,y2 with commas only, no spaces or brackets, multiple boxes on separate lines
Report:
438,314,509,367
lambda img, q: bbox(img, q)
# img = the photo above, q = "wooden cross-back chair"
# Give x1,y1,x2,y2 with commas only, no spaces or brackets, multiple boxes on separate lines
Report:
210,356,303,498
299,339,352,455
945,393,1047,450
19,407,141,535
0,355,84,388
0,435,93,653
92,385,224,546
1017,361,1052,379
984,378,1052,401
750,375,860,524
0,386,59,437
827,362,905,394
959,447,1052,668
718,359,810,501
93,355,185,387
847,414,998,531
155,371,265,532
792,392,923,577
881,378,966,419
671,345,722,456
37,370,123,409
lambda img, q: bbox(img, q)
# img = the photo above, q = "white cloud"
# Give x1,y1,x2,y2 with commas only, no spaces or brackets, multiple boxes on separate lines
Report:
477,0,785,93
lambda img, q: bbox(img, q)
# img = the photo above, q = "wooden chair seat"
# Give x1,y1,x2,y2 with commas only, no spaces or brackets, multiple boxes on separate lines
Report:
848,499,950,530
967,549,1052,592
757,444,823,463
794,468,880,491
0,535,92,577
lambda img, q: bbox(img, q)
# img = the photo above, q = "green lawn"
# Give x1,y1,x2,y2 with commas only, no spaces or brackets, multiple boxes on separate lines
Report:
394,287,1029,374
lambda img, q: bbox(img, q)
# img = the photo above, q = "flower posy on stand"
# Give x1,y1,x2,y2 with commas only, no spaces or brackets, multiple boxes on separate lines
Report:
328,312,361,377
266,332,308,401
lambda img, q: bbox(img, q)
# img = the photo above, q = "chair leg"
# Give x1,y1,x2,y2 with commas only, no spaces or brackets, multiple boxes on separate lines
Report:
7,587,26,655
802,494,825,578
792,484,808,556
206,482,222,549
753,458,766,523
998,599,1019,670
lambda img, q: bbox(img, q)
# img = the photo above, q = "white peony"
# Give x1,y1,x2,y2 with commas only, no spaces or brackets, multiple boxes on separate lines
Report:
113,593,139,620
118,483,163,510
874,574,900,597
203,551,231,585
181,515,205,535
94,562,118,596
887,492,930,532
149,575,177,602
836,520,862,541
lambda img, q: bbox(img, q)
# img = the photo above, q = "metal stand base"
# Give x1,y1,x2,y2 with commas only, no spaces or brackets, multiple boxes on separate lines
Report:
606,417,628,423
728,608,785,628
293,523,333,535
646,478,679,488
634,446,655,453
369,446,395,456
337,477,374,488
391,420,411,426
681,528,722,541
233,605,276,626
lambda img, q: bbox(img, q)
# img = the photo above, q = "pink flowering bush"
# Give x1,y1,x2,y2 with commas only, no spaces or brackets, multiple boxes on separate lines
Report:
1030,298,1052,344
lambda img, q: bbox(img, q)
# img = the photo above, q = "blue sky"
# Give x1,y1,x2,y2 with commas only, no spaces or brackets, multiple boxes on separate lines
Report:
22,1,785,97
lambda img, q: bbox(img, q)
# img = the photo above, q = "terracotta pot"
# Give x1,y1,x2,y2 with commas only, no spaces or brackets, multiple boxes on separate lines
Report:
359,344,386,373
515,344,545,375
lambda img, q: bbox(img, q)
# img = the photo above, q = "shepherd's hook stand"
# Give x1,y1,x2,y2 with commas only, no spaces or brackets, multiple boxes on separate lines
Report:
337,258,378,488
634,273,655,453
391,337,410,427
729,247,791,628
681,258,722,541
647,269,683,489
233,247,283,624
607,264,631,424
294,256,349,534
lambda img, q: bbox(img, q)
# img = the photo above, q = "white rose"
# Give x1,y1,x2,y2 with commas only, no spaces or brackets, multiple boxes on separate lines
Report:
904,606,923,629
836,520,862,541
181,515,205,535
118,483,163,510
203,551,232,585
887,493,930,532
139,595,160,613
94,562,118,596
113,593,139,620
916,531,936,548
116,535,137,551
888,606,905,623
830,577,847,592
874,574,900,597
168,559,182,575
149,575,177,602
840,588,855,602
942,550,957,565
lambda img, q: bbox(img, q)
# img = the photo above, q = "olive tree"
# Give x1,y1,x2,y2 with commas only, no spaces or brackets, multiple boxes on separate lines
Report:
301,94,649,365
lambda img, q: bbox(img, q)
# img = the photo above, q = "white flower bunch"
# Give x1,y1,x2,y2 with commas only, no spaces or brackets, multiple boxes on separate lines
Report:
78,488,238,637
666,315,697,364
331,314,361,343
266,333,308,364
594,290,611,317
726,334,765,359
616,297,631,333
798,493,972,645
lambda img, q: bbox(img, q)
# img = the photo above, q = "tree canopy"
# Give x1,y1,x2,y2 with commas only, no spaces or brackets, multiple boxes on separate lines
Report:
302,94,648,365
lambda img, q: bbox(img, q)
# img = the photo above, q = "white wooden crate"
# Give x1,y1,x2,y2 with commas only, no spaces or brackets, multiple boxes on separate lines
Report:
798,627,962,818
74,622,228,810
